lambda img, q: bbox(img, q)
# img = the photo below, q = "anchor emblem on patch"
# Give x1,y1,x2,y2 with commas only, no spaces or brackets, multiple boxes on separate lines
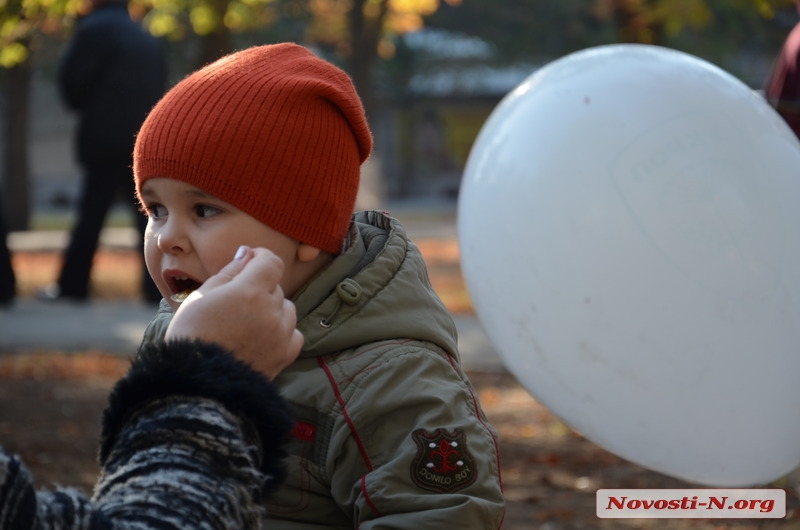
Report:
411,428,476,493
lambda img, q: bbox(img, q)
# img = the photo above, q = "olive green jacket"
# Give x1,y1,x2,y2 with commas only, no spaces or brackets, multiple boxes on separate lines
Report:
142,210,505,529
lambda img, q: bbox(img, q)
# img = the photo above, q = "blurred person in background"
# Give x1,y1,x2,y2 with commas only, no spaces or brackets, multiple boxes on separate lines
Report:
39,0,167,304
0,195,14,307
764,1,800,140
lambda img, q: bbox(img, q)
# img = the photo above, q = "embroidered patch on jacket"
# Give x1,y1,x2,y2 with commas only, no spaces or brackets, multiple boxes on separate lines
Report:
291,420,316,442
411,428,477,493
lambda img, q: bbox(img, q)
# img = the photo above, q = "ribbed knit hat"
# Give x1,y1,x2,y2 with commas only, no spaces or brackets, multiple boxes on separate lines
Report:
134,43,373,254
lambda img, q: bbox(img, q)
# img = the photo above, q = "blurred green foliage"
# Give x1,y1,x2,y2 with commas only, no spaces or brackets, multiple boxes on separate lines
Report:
1,0,797,69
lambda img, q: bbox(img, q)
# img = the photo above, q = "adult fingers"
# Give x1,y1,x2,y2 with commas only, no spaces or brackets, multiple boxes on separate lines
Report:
226,247,285,294
286,299,304,357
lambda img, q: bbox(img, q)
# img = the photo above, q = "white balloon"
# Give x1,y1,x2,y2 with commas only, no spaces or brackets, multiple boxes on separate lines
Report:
458,44,800,487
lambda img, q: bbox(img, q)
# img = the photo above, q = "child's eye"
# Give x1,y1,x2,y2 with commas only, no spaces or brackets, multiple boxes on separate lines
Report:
145,204,167,219
195,204,222,218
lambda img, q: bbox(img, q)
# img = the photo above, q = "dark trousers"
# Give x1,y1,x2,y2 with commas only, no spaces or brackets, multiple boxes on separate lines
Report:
0,194,15,303
57,162,160,302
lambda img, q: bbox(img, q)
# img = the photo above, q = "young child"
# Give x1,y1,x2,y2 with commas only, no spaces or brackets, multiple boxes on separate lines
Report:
134,43,505,528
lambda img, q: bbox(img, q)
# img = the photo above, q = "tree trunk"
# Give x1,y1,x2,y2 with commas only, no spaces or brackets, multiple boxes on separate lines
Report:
346,0,388,204
347,0,386,124
2,55,31,232
195,0,233,68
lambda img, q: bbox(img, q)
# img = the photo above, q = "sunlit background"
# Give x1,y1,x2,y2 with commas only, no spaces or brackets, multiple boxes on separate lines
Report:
2,0,799,232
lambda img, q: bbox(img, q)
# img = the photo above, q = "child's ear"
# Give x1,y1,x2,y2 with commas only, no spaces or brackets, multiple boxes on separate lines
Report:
296,243,323,263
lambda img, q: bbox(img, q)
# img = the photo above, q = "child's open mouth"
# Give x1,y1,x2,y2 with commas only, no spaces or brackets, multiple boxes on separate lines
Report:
169,276,202,303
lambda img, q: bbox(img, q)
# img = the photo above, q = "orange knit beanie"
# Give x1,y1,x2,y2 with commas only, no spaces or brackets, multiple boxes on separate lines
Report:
134,43,373,254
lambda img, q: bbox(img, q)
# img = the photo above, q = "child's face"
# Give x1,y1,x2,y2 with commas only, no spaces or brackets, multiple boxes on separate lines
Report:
140,178,306,311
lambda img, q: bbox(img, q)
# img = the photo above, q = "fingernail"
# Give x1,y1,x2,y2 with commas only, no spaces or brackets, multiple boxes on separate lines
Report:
234,245,248,260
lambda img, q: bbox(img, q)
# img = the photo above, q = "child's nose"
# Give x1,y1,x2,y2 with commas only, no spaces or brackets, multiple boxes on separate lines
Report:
156,218,191,254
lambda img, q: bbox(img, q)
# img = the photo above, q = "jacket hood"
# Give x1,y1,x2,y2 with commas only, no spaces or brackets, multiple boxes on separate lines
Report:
293,210,459,360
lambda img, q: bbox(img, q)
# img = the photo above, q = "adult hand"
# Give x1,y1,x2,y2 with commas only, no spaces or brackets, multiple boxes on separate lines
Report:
165,246,303,379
